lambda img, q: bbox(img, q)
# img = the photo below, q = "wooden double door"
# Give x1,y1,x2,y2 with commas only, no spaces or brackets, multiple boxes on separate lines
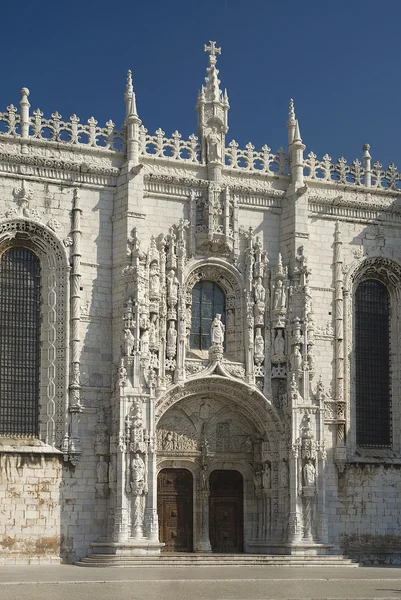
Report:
158,468,243,553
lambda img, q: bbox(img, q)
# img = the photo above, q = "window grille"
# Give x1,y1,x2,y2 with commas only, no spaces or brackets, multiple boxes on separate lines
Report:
0,248,41,436
190,281,225,350
355,279,391,447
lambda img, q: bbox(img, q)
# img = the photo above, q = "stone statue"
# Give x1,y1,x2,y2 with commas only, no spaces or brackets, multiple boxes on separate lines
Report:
243,435,253,454
140,329,149,356
163,431,174,450
291,345,302,371
303,459,316,487
274,279,286,310
200,464,209,491
166,321,177,358
207,129,222,163
148,314,158,348
149,262,160,297
274,329,285,359
130,452,146,494
124,328,135,356
254,328,264,359
167,269,179,301
211,314,225,345
261,461,271,490
254,279,265,303
96,456,108,484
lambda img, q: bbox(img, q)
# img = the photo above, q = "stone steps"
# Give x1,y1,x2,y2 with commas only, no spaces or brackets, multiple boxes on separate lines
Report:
76,553,359,567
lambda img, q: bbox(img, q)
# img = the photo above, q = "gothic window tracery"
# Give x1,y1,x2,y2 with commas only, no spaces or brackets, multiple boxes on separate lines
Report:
0,247,41,436
355,279,390,447
190,280,225,350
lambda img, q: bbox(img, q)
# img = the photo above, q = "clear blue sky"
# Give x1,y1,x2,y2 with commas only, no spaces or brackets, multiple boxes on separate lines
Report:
2,0,400,167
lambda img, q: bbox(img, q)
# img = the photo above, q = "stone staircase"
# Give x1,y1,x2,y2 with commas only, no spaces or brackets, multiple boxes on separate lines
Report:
76,552,359,567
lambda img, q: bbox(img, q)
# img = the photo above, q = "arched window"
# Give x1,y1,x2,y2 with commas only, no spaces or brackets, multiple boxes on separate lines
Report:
355,279,390,447
0,248,41,437
190,281,225,350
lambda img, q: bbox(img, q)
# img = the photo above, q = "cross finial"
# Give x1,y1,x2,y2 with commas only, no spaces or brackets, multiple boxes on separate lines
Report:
204,41,221,62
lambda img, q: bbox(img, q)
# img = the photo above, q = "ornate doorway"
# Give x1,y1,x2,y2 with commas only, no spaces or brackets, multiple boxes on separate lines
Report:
157,469,193,552
209,470,243,553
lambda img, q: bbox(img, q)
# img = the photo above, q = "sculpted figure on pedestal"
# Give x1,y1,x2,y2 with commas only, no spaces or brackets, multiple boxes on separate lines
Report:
211,314,225,345
129,452,146,495
273,329,285,359
254,327,264,362
166,321,177,358
303,459,316,487
124,328,135,356
96,456,108,484
274,280,286,310
167,269,179,302
149,262,160,298
207,129,222,163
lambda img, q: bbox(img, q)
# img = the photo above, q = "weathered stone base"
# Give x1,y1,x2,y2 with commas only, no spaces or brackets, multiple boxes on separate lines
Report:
0,554,61,565
90,541,164,556
247,542,334,555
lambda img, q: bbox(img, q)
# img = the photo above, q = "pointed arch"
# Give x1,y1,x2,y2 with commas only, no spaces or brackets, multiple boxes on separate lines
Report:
0,218,70,448
343,256,401,456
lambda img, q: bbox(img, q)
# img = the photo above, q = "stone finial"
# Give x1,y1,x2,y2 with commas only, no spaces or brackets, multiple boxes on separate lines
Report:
124,69,138,119
204,40,221,64
287,98,296,145
293,120,302,144
288,98,296,123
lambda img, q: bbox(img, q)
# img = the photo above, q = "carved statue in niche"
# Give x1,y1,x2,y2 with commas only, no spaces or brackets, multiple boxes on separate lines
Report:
166,321,177,358
167,270,179,302
164,431,174,450
211,314,225,345
206,128,222,163
140,329,149,356
254,327,264,363
149,314,158,349
254,279,266,303
94,407,109,455
199,400,212,420
291,345,302,372
129,452,146,495
307,347,315,373
274,279,286,310
243,435,254,454
96,456,108,484
149,262,160,298
124,328,135,356
273,329,285,360
200,464,209,491
261,461,271,490
303,459,316,487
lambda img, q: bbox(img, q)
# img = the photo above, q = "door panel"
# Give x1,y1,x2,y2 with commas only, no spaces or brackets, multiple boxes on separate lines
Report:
158,469,193,552
209,470,243,553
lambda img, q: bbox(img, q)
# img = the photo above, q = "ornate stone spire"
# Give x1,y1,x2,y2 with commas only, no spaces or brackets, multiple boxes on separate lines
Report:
287,99,296,145
124,70,141,164
287,98,305,191
203,41,223,102
196,41,229,174
124,70,138,119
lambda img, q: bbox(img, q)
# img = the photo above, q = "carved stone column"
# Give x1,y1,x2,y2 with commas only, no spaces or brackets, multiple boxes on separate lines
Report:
196,490,212,552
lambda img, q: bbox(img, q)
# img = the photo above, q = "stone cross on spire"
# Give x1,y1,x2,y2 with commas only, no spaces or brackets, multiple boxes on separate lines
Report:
204,41,221,64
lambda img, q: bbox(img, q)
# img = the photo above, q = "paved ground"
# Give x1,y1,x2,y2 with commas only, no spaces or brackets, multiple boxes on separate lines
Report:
1,565,401,599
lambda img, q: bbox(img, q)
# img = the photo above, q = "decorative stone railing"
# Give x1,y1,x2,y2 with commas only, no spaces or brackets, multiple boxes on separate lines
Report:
304,148,401,191
139,126,200,162
225,141,287,175
0,104,125,152
0,105,21,136
30,110,125,151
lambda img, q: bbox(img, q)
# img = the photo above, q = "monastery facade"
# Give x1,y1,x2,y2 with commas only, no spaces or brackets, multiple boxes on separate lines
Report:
0,42,400,565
